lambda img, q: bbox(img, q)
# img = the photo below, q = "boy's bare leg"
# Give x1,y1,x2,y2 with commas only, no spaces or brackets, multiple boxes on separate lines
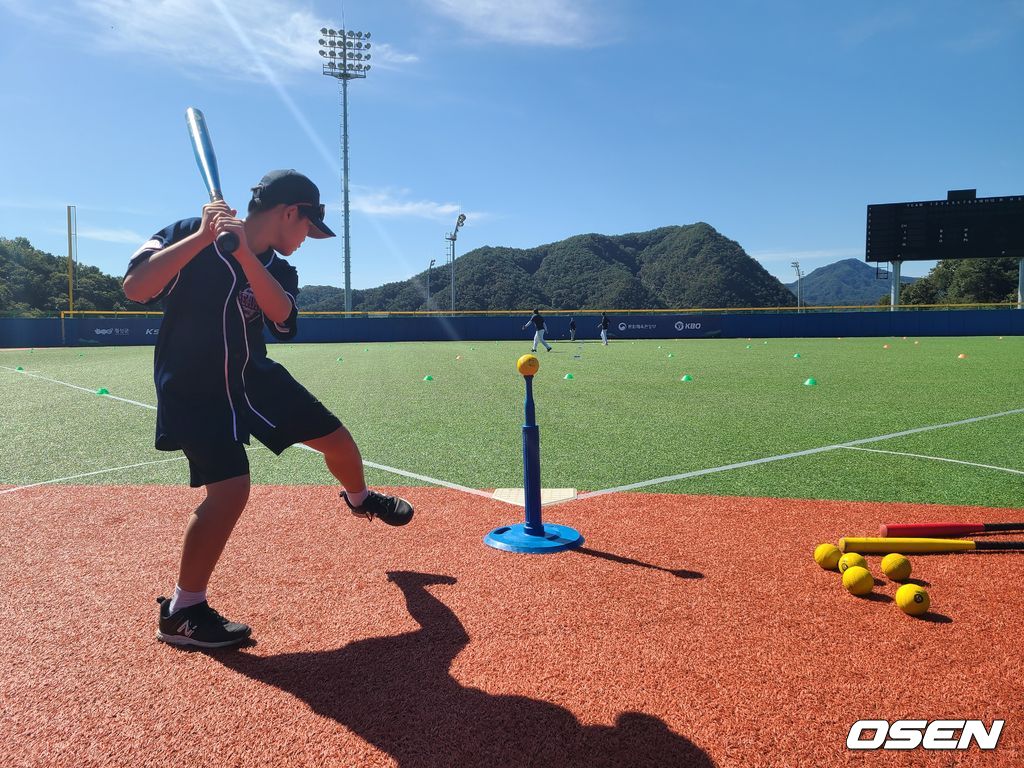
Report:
177,474,251,592
304,426,366,492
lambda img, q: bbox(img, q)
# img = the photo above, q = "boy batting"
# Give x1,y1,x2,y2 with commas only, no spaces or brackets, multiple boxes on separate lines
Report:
124,169,414,649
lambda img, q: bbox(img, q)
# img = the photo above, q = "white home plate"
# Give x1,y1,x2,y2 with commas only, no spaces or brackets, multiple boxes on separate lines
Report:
491,488,577,506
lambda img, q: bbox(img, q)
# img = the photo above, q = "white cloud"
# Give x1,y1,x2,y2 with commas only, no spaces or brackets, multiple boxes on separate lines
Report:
5,0,417,81
420,0,607,46
77,226,146,244
370,43,421,66
350,187,485,221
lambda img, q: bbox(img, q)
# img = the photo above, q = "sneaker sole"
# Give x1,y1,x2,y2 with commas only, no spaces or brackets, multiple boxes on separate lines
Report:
156,630,251,649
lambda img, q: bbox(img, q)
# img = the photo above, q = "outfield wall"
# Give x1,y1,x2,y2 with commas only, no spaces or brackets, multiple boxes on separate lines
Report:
1,310,1021,348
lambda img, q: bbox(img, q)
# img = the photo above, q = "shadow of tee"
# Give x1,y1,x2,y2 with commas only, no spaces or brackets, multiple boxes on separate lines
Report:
216,571,715,768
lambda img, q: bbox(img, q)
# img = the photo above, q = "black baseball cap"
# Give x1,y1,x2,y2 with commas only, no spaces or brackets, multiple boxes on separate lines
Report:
251,169,336,239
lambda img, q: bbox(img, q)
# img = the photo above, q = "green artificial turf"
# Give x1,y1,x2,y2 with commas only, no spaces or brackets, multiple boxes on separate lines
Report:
1,335,1021,507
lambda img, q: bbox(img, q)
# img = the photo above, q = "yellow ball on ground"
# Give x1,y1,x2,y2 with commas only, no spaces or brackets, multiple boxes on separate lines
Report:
842,565,874,596
895,584,930,616
516,354,540,377
881,553,912,581
838,552,867,574
813,543,842,570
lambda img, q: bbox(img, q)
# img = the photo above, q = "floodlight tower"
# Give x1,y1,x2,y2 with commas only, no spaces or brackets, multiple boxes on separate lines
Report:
319,27,371,313
791,261,803,311
445,213,466,311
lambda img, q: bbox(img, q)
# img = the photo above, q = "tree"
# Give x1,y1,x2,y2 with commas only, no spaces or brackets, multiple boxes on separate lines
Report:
901,258,1018,305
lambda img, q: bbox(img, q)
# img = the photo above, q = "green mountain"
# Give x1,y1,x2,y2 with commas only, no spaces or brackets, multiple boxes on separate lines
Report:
783,258,917,306
0,236,145,317
301,223,797,311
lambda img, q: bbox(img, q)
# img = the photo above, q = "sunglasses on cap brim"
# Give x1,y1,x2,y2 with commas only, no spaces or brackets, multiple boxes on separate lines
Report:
297,203,326,221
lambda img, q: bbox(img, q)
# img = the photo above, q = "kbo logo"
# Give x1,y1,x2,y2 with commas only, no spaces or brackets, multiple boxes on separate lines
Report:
847,720,1004,750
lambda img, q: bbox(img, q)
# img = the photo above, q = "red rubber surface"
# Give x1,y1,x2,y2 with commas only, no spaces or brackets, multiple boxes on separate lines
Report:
1,485,1020,766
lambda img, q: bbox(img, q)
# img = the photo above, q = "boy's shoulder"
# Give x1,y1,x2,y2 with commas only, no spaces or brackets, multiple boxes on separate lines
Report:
151,217,202,246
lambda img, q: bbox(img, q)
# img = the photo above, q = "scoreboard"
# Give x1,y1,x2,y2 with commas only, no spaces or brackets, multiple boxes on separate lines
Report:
866,190,1024,263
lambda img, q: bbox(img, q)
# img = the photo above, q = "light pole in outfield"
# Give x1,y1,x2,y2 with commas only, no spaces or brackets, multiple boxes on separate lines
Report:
445,213,466,311
319,27,371,313
791,260,803,311
427,259,435,307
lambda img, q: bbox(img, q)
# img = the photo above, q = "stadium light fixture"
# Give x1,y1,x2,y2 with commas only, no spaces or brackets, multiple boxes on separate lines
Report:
427,259,436,308
445,213,467,311
318,25,372,313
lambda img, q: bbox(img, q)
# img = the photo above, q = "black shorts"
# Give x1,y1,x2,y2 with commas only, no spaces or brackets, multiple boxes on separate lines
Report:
180,389,341,488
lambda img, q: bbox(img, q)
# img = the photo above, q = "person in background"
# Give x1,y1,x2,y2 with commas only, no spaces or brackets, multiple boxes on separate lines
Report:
522,309,553,352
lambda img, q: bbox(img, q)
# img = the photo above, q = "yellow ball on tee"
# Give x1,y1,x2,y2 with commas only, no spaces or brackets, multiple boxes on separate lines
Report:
516,354,540,376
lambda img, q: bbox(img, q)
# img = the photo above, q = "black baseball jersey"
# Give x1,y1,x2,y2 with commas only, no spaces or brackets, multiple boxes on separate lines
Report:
529,313,546,330
126,217,326,453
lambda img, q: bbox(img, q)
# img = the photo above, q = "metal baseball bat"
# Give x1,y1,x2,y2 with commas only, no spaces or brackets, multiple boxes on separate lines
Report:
839,537,1024,555
184,107,239,255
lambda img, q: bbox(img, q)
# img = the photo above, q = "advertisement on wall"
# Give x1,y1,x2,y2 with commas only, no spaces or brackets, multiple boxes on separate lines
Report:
610,316,720,339
69,318,163,346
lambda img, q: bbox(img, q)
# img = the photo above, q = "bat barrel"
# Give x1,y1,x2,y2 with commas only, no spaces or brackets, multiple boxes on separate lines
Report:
186,107,238,255
840,537,977,554
881,522,982,537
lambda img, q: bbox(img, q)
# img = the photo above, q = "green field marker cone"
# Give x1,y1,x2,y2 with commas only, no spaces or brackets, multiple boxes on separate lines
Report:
96,388,109,395
423,375,433,381
745,344,752,349
668,353,674,358
363,348,369,352
793,353,801,359
680,374,693,382
336,357,344,362
16,366,24,371
803,378,817,387
564,373,574,380
763,341,768,345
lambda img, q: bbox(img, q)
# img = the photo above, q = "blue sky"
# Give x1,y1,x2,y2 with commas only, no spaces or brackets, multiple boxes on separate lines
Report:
1,0,1021,293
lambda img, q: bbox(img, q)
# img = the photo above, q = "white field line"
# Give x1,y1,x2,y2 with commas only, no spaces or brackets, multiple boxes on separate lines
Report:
0,364,506,501
0,455,188,494
0,446,261,495
1,365,157,410
292,443,505,502
841,446,1024,476
573,407,1024,501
